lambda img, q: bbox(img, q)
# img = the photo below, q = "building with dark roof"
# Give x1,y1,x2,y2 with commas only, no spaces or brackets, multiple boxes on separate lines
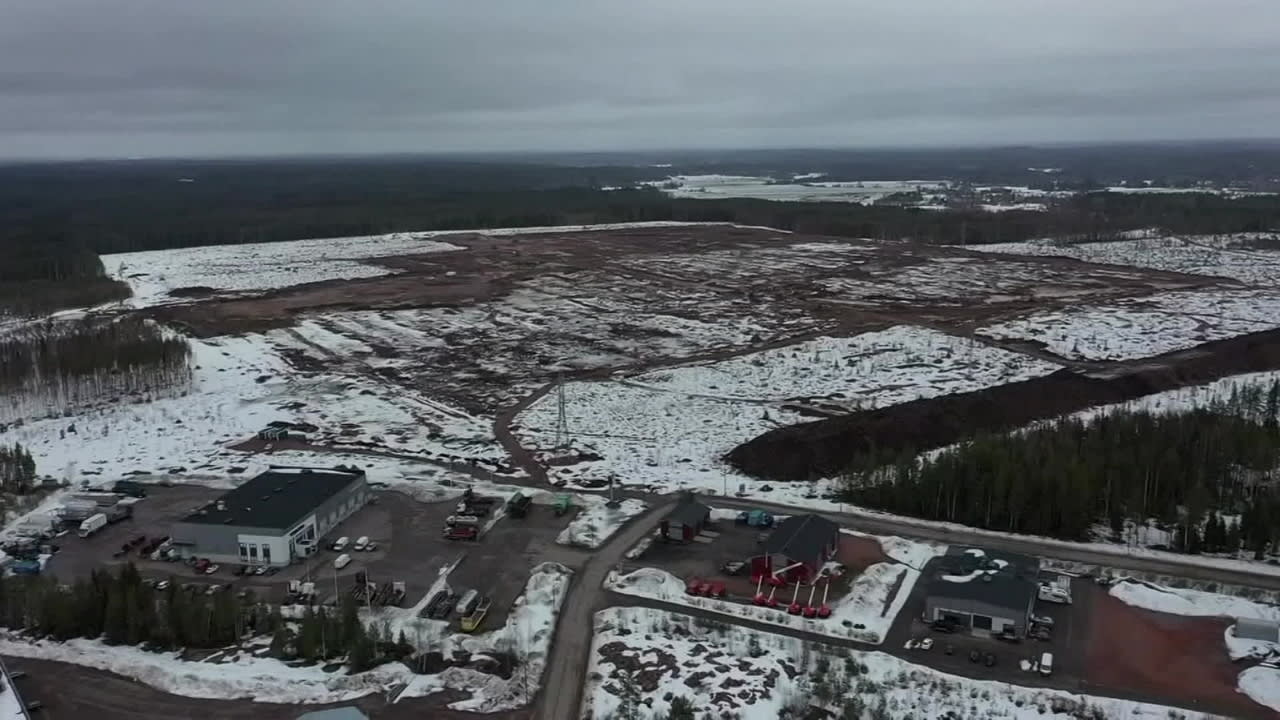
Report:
659,494,710,542
750,513,840,583
922,547,1039,637
170,467,369,567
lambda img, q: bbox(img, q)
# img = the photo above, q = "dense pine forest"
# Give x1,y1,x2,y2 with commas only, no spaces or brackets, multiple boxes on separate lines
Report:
0,564,408,672
0,317,192,425
841,380,1280,555
0,230,131,316
0,444,36,494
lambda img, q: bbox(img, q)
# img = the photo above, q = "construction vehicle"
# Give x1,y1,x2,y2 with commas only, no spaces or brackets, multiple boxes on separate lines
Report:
461,596,491,632
507,492,532,518
815,582,832,619
78,513,108,538
787,582,803,615
444,526,478,541
737,509,775,528
802,585,819,618
553,495,573,516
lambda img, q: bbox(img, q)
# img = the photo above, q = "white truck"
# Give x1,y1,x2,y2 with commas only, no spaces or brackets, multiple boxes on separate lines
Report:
78,513,108,538
1037,583,1072,604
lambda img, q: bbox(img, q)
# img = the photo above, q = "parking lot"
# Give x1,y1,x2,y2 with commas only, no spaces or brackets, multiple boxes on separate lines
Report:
42,483,578,631
885,568,1092,691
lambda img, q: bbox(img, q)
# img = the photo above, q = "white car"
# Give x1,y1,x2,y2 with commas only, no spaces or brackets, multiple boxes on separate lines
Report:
353,536,369,551
332,537,349,552
204,564,220,575
334,553,352,570
918,638,934,650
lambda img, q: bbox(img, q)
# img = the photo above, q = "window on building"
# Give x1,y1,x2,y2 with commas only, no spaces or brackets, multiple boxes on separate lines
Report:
262,545,271,563
249,545,258,560
238,543,248,559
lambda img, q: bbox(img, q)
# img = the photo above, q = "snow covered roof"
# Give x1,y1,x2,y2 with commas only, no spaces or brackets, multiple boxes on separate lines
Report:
763,513,839,566
925,547,1038,612
178,467,365,531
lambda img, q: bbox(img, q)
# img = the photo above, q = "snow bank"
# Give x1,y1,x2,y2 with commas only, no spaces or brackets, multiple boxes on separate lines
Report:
556,497,647,548
1109,580,1280,621
1238,665,1280,712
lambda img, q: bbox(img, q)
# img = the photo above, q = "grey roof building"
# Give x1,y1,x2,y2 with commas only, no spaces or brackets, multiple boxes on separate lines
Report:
751,513,840,583
659,494,711,542
923,547,1039,636
170,466,369,567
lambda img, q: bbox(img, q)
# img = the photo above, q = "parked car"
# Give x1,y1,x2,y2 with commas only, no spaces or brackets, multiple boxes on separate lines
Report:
1039,652,1054,676
984,652,996,667
334,553,352,570
968,649,981,663
155,580,170,591
193,558,210,573
918,638,934,651
204,563,220,575
332,537,350,552
1037,584,1071,604
365,541,378,552
353,536,369,551
1030,614,1055,627
254,565,269,575
443,526,478,541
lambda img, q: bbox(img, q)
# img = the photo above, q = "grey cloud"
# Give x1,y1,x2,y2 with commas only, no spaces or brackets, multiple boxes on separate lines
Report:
1,0,1278,158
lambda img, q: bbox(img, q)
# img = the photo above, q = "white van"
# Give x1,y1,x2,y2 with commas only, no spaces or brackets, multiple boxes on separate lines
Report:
334,553,352,570
332,536,349,552
1037,584,1071,605
353,536,369,551
1039,652,1054,677
455,589,480,616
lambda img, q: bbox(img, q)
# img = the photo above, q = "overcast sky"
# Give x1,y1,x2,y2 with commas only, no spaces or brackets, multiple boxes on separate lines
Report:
2,0,1279,159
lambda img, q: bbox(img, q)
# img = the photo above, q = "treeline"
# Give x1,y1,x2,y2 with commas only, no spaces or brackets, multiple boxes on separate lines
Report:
0,563,412,673
0,230,130,316
271,600,413,672
0,317,191,425
5,163,1280,260
0,444,36,494
0,564,270,650
841,381,1280,552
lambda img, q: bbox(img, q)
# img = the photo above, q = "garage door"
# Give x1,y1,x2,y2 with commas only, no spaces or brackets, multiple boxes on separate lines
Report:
939,610,971,627
972,614,993,631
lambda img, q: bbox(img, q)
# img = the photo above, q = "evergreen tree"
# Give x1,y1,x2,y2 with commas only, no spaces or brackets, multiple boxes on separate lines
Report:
665,696,696,720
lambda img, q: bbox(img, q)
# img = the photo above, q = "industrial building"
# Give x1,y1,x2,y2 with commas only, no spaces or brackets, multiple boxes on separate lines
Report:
170,467,369,567
922,547,1039,637
751,513,840,583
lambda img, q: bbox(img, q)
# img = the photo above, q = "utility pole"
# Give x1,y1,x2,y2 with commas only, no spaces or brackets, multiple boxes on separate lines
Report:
554,380,570,450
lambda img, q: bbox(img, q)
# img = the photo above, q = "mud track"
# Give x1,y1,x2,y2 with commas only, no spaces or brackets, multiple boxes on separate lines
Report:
727,327,1280,481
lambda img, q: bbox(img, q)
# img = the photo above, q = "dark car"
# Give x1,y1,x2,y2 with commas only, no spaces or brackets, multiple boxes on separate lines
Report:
968,649,981,663
984,652,996,667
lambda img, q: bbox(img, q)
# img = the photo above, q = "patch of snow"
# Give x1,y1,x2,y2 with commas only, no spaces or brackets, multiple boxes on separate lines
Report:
515,327,1058,499
1238,665,1280,712
585,606,1216,720
1109,580,1280,621
1225,625,1280,662
556,497,647,549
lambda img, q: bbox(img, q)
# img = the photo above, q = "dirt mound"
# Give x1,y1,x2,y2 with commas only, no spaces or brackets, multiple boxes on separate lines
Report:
727,328,1280,481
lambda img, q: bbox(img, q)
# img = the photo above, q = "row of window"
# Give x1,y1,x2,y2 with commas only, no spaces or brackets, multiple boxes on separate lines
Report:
238,543,273,563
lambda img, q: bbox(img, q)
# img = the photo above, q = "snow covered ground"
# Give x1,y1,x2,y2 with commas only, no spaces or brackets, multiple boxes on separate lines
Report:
970,233,1280,286
654,175,949,204
977,289,1280,360
513,327,1059,498
0,562,570,712
103,221,786,308
1238,666,1280,712
2,330,508,486
1108,580,1280,622
556,498,647,549
606,531,945,645
584,606,1213,720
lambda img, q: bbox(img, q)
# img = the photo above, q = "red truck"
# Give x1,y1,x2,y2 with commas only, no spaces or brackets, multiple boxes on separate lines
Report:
443,526,478,542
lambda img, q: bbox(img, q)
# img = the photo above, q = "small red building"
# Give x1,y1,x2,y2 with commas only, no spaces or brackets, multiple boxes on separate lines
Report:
659,496,711,542
751,513,840,583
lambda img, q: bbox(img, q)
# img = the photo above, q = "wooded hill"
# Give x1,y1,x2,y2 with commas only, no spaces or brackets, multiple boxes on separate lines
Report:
0,444,36,495
841,380,1280,555
0,230,130,316
0,317,191,425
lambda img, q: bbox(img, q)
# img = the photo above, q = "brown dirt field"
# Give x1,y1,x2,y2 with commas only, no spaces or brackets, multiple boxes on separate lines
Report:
1085,591,1271,719
836,533,889,574
729,326,1280,480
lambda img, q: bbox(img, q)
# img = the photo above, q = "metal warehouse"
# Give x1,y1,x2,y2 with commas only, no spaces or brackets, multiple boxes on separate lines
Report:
922,547,1039,637
170,466,369,567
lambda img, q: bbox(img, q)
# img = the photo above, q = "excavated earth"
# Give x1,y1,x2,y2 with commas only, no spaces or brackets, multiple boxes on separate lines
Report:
727,326,1280,481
